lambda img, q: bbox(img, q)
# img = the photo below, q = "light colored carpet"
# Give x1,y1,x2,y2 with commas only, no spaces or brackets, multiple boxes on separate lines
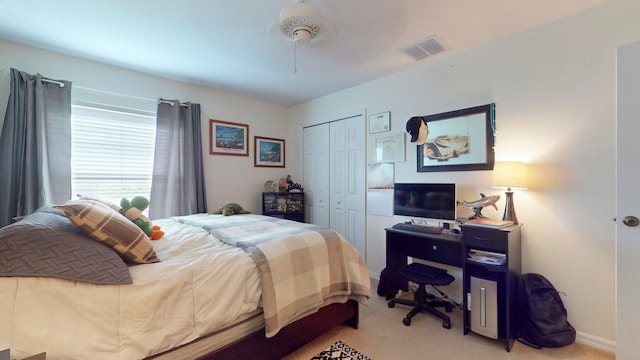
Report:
284,278,614,360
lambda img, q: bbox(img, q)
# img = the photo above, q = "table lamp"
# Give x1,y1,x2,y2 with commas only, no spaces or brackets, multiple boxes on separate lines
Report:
491,161,528,224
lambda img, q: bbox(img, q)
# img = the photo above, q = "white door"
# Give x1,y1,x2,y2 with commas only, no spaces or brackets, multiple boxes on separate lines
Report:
616,40,640,360
303,113,367,257
344,115,366,256
303,124,330,227
329,120,346,237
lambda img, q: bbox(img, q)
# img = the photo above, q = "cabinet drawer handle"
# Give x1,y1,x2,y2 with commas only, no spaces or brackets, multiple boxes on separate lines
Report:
473,236,492,242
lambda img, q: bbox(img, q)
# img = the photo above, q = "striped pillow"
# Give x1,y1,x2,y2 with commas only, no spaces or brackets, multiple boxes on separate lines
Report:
56,199,159,264
76,193,121,211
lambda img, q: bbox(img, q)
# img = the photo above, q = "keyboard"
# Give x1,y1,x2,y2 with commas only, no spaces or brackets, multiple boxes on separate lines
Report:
392,222,443,234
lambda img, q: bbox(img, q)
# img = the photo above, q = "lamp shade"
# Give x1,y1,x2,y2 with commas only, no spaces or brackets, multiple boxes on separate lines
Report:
491,162,528,190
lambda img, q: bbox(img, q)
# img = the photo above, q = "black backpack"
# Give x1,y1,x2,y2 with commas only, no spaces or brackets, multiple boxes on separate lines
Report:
517,273,576,348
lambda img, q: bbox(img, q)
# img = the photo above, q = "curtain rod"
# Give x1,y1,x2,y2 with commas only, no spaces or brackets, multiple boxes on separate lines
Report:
41,78,66,88
159,99,188,107
1,69,65,88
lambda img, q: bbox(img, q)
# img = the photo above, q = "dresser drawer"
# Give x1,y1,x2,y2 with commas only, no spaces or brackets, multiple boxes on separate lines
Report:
463,226,509,252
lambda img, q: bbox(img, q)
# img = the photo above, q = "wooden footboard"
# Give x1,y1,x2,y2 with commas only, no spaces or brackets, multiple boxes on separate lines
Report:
198,300,359,360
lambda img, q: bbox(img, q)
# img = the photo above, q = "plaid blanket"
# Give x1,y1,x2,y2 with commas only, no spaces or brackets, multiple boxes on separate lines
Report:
172,214,371,337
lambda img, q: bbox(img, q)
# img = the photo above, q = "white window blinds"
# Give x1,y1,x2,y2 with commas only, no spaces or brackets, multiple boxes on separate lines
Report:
71,104,156,206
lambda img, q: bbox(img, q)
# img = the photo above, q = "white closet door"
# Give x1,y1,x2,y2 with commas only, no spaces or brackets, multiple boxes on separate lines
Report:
344,115,366,256
329,120,346,237
303,124,330,227
303,113,366,257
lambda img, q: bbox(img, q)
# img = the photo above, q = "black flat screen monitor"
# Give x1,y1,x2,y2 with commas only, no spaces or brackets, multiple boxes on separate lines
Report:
393,183,456,221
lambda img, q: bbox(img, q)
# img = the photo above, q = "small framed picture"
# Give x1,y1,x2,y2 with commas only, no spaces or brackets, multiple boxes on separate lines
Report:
375,133,405,162
369,111,391,133
254,136,285,168
209,119,249,156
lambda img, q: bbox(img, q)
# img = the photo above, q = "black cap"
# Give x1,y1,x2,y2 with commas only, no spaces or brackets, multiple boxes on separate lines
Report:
406,116,424,142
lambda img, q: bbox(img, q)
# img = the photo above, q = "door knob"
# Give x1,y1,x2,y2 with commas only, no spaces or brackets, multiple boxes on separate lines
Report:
623,216,639,227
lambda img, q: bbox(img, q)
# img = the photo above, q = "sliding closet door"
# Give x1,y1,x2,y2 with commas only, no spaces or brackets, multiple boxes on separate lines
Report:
303,114,366,256
303,124,330,227
303,115,366,256
329,120,346,237
343,115,366,256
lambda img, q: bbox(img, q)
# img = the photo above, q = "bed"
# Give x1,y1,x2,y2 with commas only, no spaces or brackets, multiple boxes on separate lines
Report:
0,200,370,360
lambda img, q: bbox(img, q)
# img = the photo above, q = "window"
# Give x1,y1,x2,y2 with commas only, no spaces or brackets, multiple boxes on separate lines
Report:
71,104,156,207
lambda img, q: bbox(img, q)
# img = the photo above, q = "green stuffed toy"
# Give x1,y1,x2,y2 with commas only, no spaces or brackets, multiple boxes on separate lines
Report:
210,203,251,216
120,196,164,240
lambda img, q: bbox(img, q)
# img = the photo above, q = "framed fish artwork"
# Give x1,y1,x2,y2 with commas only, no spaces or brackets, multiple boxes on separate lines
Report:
210,119,249,156
254,136,285,168
416,103,495,172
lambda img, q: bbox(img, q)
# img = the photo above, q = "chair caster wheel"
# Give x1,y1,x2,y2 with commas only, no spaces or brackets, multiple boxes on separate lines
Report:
388,301,395,308
442,320,451,329
403,317,411,326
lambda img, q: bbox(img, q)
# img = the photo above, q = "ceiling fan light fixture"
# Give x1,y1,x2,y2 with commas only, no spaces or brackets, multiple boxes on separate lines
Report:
292,25,313,45
280,0,324,46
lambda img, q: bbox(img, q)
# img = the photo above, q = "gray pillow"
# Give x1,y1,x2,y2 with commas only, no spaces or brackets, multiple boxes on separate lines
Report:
0,206,132,285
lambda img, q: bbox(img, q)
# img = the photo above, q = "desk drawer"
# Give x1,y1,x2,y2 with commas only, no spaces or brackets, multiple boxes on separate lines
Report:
386,230,463,268
419,239,463,267
463,227,508,252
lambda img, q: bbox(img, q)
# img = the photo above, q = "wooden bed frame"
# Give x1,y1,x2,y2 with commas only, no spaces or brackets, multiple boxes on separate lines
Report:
199,300,360,360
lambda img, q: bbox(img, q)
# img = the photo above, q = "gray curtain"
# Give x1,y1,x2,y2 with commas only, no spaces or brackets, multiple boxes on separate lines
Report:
149,99,207,219
0,68,72,227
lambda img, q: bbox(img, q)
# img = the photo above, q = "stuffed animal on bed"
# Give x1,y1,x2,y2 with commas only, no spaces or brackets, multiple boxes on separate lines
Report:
210,203,251,216
120,196,164,240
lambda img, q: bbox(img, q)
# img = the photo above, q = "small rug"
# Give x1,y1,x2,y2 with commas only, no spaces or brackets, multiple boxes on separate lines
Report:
310,341,373,360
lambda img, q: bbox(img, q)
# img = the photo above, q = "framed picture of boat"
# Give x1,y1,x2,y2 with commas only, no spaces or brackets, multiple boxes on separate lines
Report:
254,136,285,168
417,103,495,172
209,119,249,156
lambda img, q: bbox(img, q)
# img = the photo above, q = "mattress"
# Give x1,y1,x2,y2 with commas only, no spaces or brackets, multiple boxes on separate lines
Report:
0,218,262,360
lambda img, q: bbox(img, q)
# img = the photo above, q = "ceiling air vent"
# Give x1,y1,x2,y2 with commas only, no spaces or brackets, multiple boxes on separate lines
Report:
401,35,446,61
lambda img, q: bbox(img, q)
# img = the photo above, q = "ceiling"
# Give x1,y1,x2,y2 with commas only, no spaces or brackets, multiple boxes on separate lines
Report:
0,0,607,107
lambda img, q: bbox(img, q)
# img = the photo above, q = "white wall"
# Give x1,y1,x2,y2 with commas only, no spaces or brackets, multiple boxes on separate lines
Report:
0,39,290,213
289,0,640,351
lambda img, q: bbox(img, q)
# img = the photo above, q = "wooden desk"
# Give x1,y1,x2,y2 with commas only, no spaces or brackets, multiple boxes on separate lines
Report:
385,225,521,352
384,228,463,300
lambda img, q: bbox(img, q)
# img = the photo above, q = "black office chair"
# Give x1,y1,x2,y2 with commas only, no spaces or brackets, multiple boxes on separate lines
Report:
387,262,455,329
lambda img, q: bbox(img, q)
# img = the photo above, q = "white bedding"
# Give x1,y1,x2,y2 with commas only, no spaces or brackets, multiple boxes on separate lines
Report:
0,219,262,360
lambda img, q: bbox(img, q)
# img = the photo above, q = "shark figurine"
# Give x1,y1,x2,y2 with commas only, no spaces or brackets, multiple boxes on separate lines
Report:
457,193,501,219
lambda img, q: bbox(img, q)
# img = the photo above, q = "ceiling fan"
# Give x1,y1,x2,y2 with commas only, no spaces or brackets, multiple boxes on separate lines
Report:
279,0,326,45
278,0,330,72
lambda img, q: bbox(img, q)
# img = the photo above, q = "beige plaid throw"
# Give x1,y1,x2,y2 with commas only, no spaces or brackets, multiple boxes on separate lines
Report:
172,214,371,337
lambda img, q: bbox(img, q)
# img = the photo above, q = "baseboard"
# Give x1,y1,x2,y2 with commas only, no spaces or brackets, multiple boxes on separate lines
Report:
369,271,380,281
576,331,615,354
